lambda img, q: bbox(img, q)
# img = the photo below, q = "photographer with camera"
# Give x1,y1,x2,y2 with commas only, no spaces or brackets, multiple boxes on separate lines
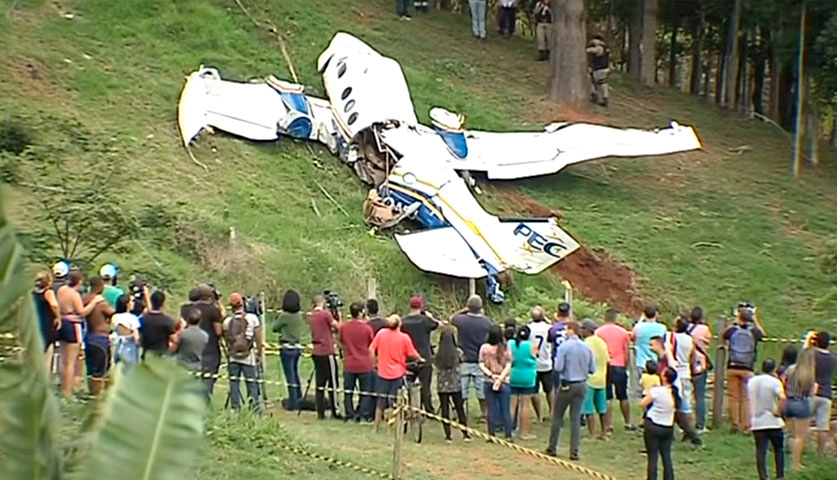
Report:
223,293,263,415
308,294,342,420
194,284,227,400
722,302,765,433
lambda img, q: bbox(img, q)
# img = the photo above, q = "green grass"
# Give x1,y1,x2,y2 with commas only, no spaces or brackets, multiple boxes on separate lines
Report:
4,0,837,478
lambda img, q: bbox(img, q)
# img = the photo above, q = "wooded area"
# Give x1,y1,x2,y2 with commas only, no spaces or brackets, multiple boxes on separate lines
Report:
445,0,837,174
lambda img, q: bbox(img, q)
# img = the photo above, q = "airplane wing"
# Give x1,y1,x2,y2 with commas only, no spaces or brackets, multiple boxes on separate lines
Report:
498,219,581,274
379,120,702,180
177,67,335,147
393,228,488,279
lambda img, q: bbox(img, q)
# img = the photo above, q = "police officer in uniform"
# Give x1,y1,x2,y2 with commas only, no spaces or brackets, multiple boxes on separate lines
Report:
586,35,610,107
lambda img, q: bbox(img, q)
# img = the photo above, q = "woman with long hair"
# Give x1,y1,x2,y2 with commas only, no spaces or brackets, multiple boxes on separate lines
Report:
112,294,141,369
783,347,817,470
479,324,513,440
778,344,798,381
274,289,304,411
33,271,60,370
640,367,681,480
434,324,471,442
509,324,538,440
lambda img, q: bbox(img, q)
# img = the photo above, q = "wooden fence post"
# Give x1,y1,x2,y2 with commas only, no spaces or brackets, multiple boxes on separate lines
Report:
711,315,728,430
391,389,405,480
628,345,638,401
367,277,378,300
259,291,268,403
468,278,476,297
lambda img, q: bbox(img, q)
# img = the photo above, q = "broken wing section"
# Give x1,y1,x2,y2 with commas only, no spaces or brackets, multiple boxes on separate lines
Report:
393,228,488,279
177,67,336,147
498,219,581,274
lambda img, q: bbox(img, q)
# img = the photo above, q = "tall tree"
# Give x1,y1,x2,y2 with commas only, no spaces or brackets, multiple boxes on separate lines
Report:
723,0,742,107
640,0,659,85
547,0,589,109
629,0,643,79
792,0,807,177
689,7,706,95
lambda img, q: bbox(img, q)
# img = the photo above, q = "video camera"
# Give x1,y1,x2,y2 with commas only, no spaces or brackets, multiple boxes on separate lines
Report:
129,275,147,315
734,301,756,321
244,295,263,316
207,282,221,303
323,290,343,318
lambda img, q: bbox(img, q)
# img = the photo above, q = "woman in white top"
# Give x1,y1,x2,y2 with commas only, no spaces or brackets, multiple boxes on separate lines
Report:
747,358,786,480
640,367,680,480
112,294,141,369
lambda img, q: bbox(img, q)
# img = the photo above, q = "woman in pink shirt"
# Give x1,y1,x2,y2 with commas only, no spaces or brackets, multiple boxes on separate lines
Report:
687,306,712,432
595,308,635,430
479,325,513,440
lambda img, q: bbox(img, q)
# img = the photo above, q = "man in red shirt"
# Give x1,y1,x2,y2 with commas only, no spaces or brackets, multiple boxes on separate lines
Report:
308,294,341,420
369,315,424,432
339,302,375,422
595,308,636,431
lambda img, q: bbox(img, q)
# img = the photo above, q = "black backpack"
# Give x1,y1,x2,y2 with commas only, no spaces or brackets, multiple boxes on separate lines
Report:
226,313,253,360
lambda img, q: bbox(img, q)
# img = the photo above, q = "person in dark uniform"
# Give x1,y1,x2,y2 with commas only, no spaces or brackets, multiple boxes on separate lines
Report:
586,35,610,107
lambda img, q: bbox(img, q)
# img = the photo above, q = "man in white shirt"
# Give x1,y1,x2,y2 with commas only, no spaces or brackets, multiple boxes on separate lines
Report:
748,359,786,480
223,293,263,414
527,305,553,421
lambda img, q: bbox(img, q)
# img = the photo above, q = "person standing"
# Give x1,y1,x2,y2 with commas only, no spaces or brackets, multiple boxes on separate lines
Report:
435,324,471,442
194,284,226,400
783,347,817,470
396,0,410,20
580,319,610,440
595,308,635,431
451,295,493,422
527,306,553,421
546,321,595,460
509,325,538,440
139,291,177,359
83,276,115,396
308,294,341,420
339,302,375,422
812,331,835,454
369,315,424,432
175,306,208,373
57,270,105,400
98,263,124,308
112,294,141,369
366,299,387,335
687,306,712,432
479,325,513,440
722,306,765,433
274,289,304,411
532,0,551,61
748,359,786,480
632,305,667,396
33,271,60,370
641,367,681,480
468,0,487,39
548,301,572,386
585,34,610,107
400,296,441,413
498,0,517,38
223,293,263,414
669,316,703,446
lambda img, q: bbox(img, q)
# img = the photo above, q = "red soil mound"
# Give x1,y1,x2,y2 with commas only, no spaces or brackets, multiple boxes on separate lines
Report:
552,246,642,316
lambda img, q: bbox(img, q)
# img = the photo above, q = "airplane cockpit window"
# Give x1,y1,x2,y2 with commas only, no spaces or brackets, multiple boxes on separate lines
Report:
337,62,347,78
348,112,358,125
341,87,352,100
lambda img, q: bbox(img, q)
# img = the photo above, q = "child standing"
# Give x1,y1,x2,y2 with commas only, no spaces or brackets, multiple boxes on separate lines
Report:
435,325,471,442
533,0,552,61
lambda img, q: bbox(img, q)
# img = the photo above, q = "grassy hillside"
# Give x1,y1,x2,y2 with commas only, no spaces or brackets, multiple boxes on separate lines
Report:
5,1,837,479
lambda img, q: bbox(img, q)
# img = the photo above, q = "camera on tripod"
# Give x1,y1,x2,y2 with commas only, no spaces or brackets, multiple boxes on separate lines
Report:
323,290,343,318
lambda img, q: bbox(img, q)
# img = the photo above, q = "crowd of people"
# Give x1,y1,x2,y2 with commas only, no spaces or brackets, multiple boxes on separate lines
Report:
31,259,837,479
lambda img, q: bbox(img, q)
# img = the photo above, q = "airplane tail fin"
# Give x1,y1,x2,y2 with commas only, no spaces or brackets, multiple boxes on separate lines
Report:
498,218,581,274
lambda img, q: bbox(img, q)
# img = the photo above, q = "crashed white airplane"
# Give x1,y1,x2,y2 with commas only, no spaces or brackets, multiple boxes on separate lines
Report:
178,32,702,303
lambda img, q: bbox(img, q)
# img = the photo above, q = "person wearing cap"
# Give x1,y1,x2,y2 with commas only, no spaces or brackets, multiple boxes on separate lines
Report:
52,261,70,291
451,295,493,422
546,320,595,460
401,295,441,413
222,293,263,414
632,304,668,397
580,318,611,440
194,284,226,400
99,264,124,308
721,304,765,433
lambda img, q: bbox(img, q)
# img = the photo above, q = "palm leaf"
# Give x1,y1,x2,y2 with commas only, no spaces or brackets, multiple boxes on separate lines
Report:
0,211,61,479
78,356,207,480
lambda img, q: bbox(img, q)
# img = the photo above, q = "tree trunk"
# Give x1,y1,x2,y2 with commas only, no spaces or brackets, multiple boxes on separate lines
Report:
690,11,705,95
703,57,712,99
737,29,750,113
640,0,658,86
752,27,766,115
669,18,680,88
715,49,726,104
792,0,807,177
768,27,780,121
629,0,642,80
779,63,795,129
830,116,837,148
723,0,742,108
547,0,588,109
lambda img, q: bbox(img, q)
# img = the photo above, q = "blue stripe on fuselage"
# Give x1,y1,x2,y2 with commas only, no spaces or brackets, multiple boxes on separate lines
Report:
379,183,447,230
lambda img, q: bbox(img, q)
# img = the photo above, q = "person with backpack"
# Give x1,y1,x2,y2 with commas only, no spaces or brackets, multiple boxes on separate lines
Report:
721,305,765,433
223,293,263,414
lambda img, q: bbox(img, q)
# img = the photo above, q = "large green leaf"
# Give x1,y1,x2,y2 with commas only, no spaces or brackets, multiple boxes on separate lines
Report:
77,357,207,480
0,208,61,479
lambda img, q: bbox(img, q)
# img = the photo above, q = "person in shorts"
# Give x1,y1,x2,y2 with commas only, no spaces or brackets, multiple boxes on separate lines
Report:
509,325,538,440
580,318,610,439
527,306,554,421
596,308,635,430
812,331,835,454
369,315,423,432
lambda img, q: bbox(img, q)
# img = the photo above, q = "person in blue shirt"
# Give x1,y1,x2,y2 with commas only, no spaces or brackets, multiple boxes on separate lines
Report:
632,304,667,396
546,320,595,460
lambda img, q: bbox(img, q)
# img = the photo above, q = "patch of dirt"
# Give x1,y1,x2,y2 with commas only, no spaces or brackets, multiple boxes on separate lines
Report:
496,186,564,220
552,246,642,315
3,57,68,105
522,99,608,125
